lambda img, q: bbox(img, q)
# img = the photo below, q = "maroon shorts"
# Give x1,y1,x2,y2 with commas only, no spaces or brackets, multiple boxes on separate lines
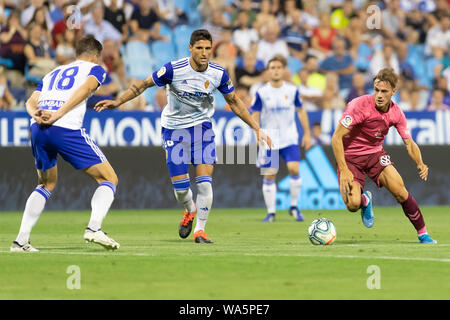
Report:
337,149,394,189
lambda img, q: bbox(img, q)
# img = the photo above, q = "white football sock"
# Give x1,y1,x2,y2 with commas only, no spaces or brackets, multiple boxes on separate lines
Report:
88,181,116,231
290,175,302,207
262,178,276,214
172,177,196,213
16,186,51,245
194,176,213,233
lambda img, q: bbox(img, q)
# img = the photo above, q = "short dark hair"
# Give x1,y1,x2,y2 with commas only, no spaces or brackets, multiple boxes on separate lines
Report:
190,29,213,46
373,68,399,89
267,55,287,68
75,35,103,57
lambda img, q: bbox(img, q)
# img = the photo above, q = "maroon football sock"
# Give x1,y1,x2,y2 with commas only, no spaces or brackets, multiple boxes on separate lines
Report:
401,193,426,234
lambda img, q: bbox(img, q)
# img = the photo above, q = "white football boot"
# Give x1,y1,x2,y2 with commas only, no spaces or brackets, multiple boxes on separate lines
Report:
10,241,39,252
84,228,120,250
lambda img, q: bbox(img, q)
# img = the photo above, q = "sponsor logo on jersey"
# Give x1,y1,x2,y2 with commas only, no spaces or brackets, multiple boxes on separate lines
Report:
37,100,65,110
341,115,353,128
379,154,391,166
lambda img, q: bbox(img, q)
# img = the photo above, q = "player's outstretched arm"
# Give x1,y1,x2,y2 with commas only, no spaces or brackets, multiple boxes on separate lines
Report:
94,75,155,112
41,76,101,125
331,124,353,199
403,138,428,181
297,107,312,150
224,91,273,149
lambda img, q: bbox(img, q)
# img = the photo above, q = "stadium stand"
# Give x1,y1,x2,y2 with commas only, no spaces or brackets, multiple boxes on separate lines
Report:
0,0,448,111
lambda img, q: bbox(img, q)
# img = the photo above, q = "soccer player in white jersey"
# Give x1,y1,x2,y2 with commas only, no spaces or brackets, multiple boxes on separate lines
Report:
95,29,272,243
251,55,312,222
10,36,120,252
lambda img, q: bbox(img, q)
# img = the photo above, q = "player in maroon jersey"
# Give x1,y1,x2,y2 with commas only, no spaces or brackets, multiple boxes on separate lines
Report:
332,68,436,243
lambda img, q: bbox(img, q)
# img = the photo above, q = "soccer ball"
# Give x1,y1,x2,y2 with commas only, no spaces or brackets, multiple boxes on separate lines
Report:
308,218,336,245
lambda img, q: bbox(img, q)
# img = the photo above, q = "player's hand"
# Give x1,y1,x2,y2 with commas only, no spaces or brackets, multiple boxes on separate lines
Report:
33,109,50,125
40,111,60,126
256,129,273,149
417,163,428,181
94,99,120,112
339,167,354,200
302,134,312,151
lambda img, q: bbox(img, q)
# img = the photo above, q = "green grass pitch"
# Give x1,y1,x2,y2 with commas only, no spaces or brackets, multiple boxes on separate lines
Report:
1,206,449,300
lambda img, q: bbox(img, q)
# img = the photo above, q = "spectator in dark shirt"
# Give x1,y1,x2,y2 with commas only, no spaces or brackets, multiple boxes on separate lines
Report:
0,10,27,72
23,23,57,78
129,0,165,43
234,50,264,90
104,0,129,39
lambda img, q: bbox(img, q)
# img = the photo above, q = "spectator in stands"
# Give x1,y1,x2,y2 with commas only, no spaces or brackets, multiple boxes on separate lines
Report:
55,27,76,64
198,0,231,23
24,23,57,78
0,10,27,73
293,55,327,92
321,72,345,110
0,66,17,110
157,0,188,27
426,88,449,110
369,41,400,79
256,19,289,66
84,2,122,44
296,68,323,111
232,10,259,55
345,71,368,103
103,0,129,39
52,2,82,49
49,0,67,24
21,0,52,28
396,40,416,82
253,0,276,35
212,39,237,85
129,0,166,43
279,4,308,61
319,36,355,90
27,6,54,49
203,10,229,42
381,0,404,40
311,122,331,145
229,0,257,27
234,49,264,91
424,15,450,57
300,0,319,33
310,11,337,59
330,0,355,30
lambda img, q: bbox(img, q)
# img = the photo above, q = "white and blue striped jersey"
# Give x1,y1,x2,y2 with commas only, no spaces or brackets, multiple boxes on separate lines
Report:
152,57,235,129
33,60,106,130
251,81,303,149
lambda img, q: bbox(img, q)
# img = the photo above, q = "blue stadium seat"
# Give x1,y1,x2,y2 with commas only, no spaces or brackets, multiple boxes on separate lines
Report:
159,23,174,43
123,41,155,80
24,65,42,84
287,56,303,75
151,40,177,67
355,43,372,71
0,58,14,68
144,87,157,105
173,25,195,58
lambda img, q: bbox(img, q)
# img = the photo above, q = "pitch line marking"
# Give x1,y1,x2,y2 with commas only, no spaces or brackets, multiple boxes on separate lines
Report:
0,249,449,263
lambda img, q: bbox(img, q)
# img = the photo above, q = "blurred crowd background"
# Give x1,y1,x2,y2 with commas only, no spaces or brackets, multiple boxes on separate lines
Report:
0,0,448,113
